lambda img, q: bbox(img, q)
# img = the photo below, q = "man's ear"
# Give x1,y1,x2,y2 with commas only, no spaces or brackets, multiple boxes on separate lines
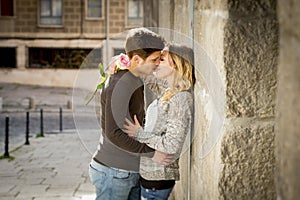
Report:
132,54,143,65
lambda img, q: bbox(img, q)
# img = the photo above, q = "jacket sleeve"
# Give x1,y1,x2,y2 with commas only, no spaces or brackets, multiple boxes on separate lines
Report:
134,92,193,154
104,81,155,157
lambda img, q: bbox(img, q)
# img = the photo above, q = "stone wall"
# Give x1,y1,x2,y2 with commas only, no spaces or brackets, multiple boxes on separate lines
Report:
276,0,300,199
219,0,277,199
191,1,227,199
154,0,278,199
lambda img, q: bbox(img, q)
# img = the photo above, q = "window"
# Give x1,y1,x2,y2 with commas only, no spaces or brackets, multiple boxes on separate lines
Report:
28,48,101,69
113,48,125,56
40,0,62,25
87,0,103,19
127,0,143,26
0,48,16,68
0,0,14,16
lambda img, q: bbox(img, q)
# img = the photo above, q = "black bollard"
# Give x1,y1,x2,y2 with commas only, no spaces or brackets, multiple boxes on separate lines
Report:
40,108,44,137
59,107,63,132
25,112,30,145
4,116,9,157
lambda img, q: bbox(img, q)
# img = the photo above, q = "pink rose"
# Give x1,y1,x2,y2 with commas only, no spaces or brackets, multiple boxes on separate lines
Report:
115,53,131,70
119,54,131,67
107,53,131,74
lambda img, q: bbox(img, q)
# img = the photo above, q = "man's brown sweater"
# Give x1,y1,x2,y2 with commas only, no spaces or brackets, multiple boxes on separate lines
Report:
93,70,155,171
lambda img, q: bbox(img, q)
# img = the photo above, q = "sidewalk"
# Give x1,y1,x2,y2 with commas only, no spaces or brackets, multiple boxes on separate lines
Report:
0,130,99,200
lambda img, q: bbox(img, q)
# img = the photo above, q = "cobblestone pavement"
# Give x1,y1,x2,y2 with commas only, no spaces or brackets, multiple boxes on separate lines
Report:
0,130,100,200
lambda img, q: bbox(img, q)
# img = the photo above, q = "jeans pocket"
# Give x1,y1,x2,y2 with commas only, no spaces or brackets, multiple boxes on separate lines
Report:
113,171,139,189
141,186,174,200
113,170,131,179
89,164,107,186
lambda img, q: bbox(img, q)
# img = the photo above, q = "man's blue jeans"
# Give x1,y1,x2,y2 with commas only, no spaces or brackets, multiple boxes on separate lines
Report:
89,159,140,200
141,185,174,200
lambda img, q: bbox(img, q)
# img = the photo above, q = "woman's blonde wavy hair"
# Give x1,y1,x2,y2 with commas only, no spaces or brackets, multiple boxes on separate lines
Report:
161,43,195,102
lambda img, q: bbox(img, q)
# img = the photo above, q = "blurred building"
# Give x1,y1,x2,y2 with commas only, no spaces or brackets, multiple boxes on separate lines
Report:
0,0,143,86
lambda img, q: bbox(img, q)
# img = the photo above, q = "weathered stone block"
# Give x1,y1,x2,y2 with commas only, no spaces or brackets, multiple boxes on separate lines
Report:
219,123,276,199
195,0,227,10
276,0,300,199
224,17,278,118
227,0,277,17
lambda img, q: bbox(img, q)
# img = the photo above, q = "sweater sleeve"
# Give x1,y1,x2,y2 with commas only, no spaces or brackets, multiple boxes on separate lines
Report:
104,80,155,157
141,74,168,97
134,92,193,154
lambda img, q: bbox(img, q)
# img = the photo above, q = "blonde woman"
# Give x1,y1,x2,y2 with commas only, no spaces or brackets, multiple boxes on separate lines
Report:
124,43,195,200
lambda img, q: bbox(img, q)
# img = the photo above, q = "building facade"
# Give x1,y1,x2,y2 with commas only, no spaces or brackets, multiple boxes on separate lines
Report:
0,0,143,87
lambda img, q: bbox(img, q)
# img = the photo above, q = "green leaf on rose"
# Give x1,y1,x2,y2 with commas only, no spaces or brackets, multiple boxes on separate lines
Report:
85,63,108,105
